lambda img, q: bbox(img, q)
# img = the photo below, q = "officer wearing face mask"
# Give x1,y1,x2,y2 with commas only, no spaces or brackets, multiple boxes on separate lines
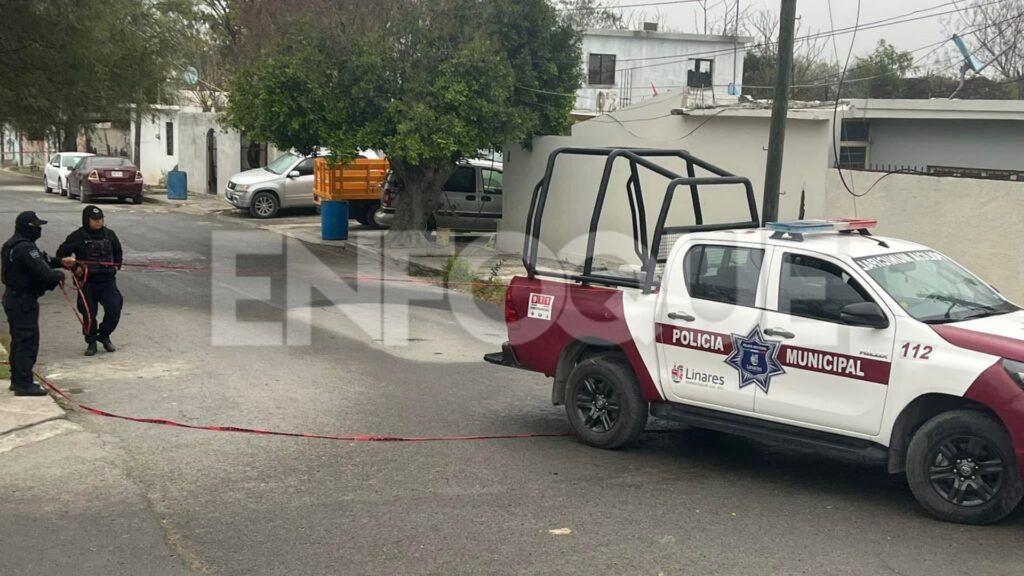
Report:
2,212,74,396
57,205,123,356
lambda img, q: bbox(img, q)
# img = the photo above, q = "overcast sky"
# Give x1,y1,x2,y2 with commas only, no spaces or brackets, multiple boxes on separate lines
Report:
605,0,979,72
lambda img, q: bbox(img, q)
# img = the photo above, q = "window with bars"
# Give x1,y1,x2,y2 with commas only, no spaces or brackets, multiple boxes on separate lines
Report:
588,53,616,86
838,120,869,169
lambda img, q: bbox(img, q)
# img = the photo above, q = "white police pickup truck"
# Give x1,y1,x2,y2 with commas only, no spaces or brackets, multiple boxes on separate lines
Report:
486,147,1024,525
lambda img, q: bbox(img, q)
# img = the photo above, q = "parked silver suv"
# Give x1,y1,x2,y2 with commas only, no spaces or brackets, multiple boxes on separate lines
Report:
374,159,503,231
224,151,316,218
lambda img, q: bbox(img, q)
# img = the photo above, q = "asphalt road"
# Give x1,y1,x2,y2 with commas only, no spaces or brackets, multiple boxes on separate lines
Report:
1,169,1023,576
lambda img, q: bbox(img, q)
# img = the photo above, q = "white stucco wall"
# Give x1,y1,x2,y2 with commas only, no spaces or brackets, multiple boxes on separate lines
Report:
825,169,1024,303
577,30,748,114
501,93,833,268
862,119,1024,172
133,109,280,195
132,109,180,184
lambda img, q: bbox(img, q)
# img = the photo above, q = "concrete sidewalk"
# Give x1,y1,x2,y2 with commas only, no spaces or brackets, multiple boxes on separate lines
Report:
0,343,72,450
144,191,526,280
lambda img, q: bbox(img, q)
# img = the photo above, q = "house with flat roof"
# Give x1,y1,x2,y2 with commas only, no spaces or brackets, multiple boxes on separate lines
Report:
834,98,1024,180
575,26,752,119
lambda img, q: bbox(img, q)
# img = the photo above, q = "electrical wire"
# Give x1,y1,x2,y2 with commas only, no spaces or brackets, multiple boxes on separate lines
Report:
616,0,1009,72
592,107,728,142
832,0,862,199
555,0,704,11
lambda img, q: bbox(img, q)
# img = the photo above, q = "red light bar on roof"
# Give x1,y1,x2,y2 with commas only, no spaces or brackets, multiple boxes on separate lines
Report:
767,218,877,234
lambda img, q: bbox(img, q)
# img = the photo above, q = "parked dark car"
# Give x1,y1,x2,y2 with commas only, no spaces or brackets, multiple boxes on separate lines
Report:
67,156,144,203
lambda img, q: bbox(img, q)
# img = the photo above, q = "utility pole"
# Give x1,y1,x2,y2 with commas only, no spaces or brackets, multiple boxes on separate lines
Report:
761,0,796,225
133,102,142,169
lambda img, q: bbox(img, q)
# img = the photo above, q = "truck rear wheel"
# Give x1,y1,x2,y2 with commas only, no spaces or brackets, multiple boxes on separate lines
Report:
906,410,1023,524
565,356,647,450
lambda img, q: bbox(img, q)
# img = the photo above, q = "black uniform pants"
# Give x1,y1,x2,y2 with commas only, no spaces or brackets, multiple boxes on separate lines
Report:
2,290,40,389
78,279,122,343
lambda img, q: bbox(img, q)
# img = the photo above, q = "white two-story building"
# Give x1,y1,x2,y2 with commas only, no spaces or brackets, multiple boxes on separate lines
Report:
575,25,753,118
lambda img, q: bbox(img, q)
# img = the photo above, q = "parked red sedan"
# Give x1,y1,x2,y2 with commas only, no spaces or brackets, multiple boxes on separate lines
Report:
67,156,144,204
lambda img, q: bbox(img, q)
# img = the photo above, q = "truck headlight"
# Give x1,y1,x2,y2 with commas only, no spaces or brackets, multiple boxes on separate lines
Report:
1003,359,1024,389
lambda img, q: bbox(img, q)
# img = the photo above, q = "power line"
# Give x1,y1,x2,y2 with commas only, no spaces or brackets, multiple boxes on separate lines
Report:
832,0,862,199
617,0,1009,72
555,0,704,11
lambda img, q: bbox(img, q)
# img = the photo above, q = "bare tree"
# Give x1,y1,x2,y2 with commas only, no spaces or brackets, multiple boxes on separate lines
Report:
947,0,1024,97
742,9,840,101
553,0,623,31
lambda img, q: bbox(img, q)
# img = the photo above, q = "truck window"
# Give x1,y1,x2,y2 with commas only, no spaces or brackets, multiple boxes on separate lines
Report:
482,169,502,194
779,253,872,323
684,245,764,307
444,166,476,193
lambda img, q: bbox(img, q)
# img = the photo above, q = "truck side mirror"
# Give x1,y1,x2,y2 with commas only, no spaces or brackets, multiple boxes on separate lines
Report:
840,302,889,329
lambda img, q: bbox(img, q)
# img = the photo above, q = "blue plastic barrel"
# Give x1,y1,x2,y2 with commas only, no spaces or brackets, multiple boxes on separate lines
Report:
166,170,188,200
321,200,350,240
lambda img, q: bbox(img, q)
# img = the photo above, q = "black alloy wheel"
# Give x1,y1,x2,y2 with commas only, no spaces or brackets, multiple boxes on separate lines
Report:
575,375,621,434
565,356,648,449
927,436,1006,507
907,410,1023,524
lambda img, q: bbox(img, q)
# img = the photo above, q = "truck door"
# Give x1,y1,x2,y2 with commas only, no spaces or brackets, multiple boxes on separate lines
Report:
434,166,479,230
478,167,503,231
756,249,894,436
655,242,770,413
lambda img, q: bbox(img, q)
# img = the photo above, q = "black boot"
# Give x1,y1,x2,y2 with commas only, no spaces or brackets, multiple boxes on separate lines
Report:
12,384,48,396
85,341,98,356
100,337,116,353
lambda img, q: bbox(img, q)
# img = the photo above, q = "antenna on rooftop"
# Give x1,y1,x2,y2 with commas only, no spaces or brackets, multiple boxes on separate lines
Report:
949,33,1015,99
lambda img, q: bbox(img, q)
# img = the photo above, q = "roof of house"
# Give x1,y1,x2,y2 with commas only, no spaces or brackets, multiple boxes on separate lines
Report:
583,28,754,45
844,98,1024,121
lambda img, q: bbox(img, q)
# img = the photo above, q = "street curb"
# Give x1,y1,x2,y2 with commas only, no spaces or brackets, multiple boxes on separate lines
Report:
343,239,447,278
0,167,43,180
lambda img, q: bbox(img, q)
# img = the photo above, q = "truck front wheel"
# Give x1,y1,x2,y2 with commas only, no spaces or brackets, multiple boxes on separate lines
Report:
906,410,1023,524
565,356,648,449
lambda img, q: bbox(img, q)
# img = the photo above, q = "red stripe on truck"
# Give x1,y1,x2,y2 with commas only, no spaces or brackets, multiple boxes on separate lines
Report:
655,323,890,384
964,362,1024,476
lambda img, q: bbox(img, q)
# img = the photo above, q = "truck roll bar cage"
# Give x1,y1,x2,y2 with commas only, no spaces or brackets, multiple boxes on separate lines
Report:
523,147,759,294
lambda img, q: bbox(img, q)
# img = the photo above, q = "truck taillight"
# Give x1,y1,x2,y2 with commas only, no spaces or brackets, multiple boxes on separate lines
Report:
87,170,100,182
505,286,520,326
134,171,143,181
382,191,393,207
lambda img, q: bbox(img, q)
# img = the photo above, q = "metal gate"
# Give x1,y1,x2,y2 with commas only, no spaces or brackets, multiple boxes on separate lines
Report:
206,129,217,195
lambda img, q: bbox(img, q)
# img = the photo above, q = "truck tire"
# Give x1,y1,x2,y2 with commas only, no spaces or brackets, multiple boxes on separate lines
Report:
906,410,1023,524
359,202,382,228
564,356,648,450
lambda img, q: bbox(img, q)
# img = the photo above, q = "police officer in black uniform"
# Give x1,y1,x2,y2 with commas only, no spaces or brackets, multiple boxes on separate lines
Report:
2,212,74,396
57,206,123,356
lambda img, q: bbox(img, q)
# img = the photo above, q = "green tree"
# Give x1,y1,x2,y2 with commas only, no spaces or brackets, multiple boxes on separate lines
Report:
224,0,580,246
845,40,915,99
0,0,177,151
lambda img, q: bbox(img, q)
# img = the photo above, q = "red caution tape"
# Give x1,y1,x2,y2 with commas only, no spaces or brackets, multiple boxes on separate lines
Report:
1,362,571,443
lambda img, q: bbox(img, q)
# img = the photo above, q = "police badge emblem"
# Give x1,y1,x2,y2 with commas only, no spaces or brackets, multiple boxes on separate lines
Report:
724,326,785,393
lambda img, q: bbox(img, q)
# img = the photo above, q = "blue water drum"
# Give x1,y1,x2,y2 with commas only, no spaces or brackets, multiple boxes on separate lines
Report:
166,170,188,200
321,200,350,240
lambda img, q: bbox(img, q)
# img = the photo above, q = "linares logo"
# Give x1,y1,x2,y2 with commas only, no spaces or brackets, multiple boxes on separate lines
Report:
724,326,785,393
672,364,726,386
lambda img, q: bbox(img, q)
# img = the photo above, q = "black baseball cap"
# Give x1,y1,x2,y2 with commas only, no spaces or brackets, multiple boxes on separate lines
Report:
15,211,47,227
86,206,104,220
